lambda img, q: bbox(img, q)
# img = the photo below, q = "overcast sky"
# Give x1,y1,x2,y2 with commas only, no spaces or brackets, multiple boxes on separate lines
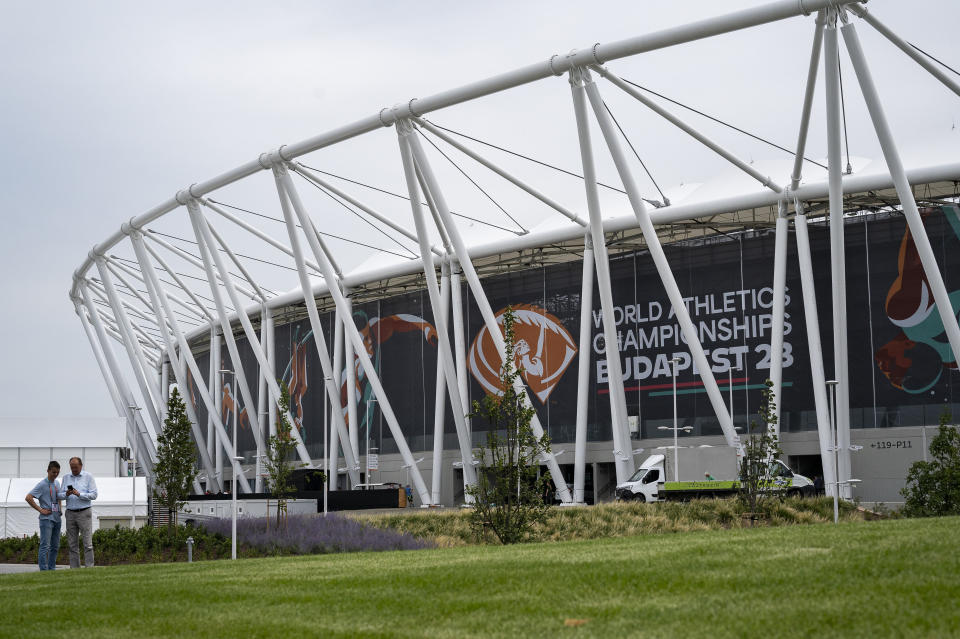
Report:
0,0,957,422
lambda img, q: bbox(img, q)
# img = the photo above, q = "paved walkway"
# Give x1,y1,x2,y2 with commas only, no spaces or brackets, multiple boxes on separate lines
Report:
0,564,72,575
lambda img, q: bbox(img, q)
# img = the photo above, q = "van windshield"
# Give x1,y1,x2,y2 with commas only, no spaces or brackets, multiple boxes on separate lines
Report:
627,468,648,482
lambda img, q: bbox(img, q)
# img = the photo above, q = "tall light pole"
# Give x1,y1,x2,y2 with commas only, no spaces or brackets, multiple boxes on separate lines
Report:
667,357,685,482
402,457,426,497
323,375,331,516
221,369,238,560
728,364,739,429
825,379,863,523
826,379,840,524
128,404,142,529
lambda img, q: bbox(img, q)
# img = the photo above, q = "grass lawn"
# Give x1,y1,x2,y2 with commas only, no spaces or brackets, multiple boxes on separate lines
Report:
1,517,957,638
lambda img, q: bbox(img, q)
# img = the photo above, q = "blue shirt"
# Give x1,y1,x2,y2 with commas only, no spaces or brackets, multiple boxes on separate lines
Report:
58,470,98,510
28,477,62,522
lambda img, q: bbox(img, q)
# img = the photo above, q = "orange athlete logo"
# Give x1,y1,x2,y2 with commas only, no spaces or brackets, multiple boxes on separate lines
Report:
469,304,578,404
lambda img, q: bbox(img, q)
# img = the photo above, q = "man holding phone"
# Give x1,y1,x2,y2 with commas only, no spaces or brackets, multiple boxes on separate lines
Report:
59,456,98,568
25,461,63,571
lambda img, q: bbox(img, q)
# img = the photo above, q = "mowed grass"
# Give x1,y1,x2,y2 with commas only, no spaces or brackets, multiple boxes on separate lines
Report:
2,517,957,638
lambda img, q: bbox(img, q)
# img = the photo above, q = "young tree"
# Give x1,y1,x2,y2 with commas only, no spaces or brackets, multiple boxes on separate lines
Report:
263,381,307,527
465,307,551,544
902,411,960,517
153,388,199,529
738,379,784,514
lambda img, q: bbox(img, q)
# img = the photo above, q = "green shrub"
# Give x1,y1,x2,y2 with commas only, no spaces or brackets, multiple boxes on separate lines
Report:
359,497,866,545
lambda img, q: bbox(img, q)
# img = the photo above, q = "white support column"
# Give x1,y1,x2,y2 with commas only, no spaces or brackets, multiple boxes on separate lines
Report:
76,301,124,414
103,260,159,319
794,203,838,497
594,66,781,193
268,166,361,486
573,233,595,504
93,258,163,442
568,70,634,484
75,299,145,472
581,68,740,450
79,285,157,473
330,310,345,485
255,305,269,492
841,16,960,376
129,231,221,492
403,130,573,503
397,124,477,494
160,357,170,420
848,4,960,100
89,280,164,402
187,204,287,470
141,241,218,324
823,16,853,498
450,261,471,441
292,163,439,254
206,222,268,302
431,260,452,505
106,256,208,323
343,291,360,462
275,161,431,503
137,232,253,493
212,328,224,488
414,162,454,254
768,202,789,434
413,118,587,227
266,309,276,438
201,197,328,276
791,11,826,191
207,327,219,491
143,230,259,304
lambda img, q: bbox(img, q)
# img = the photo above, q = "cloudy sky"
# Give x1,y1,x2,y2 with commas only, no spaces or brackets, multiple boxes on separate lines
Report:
1,0,957,422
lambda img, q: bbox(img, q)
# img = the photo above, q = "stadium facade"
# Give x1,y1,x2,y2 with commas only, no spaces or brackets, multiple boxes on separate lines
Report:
70,0,960,507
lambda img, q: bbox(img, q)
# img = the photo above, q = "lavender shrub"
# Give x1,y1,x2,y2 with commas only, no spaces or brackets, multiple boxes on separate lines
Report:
203,514,432,555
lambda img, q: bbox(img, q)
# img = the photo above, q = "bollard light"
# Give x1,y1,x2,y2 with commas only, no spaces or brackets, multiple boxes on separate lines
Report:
186,536,194,563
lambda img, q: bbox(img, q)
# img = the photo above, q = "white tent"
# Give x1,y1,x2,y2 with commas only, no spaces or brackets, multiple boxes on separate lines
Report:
1,477,147,538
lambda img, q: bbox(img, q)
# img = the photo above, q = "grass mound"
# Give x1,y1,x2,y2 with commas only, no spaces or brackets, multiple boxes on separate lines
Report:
0,517,956,637
358,497,864,545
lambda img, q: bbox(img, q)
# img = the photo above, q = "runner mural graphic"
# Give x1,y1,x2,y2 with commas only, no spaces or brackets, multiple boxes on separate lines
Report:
279,324,311,435
340,311,438,438
468,304,578,403
875,205,960,394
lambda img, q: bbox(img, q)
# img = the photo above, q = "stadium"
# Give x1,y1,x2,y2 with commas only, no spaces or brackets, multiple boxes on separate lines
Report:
69,0,960,508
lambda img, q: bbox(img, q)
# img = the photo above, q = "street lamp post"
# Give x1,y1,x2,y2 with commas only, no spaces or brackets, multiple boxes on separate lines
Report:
825,380,863,523
667,357,687,482
221,369,239,560
728,364,739,429
401,457,426,495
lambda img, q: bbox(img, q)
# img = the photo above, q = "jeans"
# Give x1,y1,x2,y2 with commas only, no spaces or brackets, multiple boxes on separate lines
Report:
38,518,61,571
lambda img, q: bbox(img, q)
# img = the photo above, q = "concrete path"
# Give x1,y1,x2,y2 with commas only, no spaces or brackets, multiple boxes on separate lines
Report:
0,564,71,575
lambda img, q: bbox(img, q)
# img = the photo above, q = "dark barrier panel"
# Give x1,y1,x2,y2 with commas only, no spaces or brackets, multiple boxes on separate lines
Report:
324,489,400,511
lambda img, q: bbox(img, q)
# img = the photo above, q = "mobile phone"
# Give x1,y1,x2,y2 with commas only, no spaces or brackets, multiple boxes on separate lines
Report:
67,485,74,491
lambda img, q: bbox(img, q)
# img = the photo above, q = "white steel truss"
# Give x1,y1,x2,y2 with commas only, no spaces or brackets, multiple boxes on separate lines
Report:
68,0,960,509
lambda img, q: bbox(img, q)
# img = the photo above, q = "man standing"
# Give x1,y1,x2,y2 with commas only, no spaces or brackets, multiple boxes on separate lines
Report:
25,461,63,571
60,457,98,568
